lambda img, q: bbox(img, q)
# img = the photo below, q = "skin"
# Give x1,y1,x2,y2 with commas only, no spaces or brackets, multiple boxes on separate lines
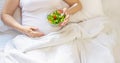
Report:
1,0,82,38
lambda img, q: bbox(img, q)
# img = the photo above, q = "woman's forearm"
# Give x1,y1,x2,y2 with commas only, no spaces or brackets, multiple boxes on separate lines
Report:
64,0,82,15
1,13,23,32
66,3,82,15
1,0,23,32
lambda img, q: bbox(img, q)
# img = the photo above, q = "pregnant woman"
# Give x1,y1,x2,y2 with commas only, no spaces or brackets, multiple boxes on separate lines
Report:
0,0,115,63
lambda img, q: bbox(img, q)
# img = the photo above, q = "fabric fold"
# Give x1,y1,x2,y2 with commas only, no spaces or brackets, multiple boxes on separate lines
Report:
11,17,106,52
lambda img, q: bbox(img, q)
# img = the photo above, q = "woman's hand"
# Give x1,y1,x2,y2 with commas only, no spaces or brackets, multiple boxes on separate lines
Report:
60,0,82,27
59,8,70,27
20,26,45,38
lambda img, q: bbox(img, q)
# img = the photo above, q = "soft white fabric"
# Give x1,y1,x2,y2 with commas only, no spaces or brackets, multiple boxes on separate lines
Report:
0,0,116,63
11,17,109,52
0,17,116,63
0,30,20,48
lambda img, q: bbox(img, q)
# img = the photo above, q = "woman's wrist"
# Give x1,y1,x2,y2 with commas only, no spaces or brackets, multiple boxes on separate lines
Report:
15,25,25,33
65,3,80,15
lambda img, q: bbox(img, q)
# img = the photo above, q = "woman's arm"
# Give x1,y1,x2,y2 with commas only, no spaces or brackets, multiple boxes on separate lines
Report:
1,0,23,32
64,0,82,15
60,0,82,26
1,0,45,37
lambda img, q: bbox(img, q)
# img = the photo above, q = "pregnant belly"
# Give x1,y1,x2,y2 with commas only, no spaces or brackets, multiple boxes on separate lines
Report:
22,13,60,34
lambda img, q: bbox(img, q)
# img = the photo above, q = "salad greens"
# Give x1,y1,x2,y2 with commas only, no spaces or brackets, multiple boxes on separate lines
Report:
47,9,66,26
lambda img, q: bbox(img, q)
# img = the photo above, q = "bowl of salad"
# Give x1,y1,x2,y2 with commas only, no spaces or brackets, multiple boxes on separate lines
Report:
47,9,66,26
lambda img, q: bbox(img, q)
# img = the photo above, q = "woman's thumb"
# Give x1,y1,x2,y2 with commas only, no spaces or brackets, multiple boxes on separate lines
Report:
30,26,39,31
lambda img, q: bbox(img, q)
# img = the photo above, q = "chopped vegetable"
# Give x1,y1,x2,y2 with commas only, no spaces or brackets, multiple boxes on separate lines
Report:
47,9,66,26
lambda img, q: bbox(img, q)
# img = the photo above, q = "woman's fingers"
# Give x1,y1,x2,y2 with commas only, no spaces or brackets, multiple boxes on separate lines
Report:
60,19,68,26
28,28,44,38
21,26,45,38
63,19,69,25
63,8,67,13
31,31,45,37
30,26,39,31
60,14,70,27
66,14,70,19
29,32,45,38
30,27,45,37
